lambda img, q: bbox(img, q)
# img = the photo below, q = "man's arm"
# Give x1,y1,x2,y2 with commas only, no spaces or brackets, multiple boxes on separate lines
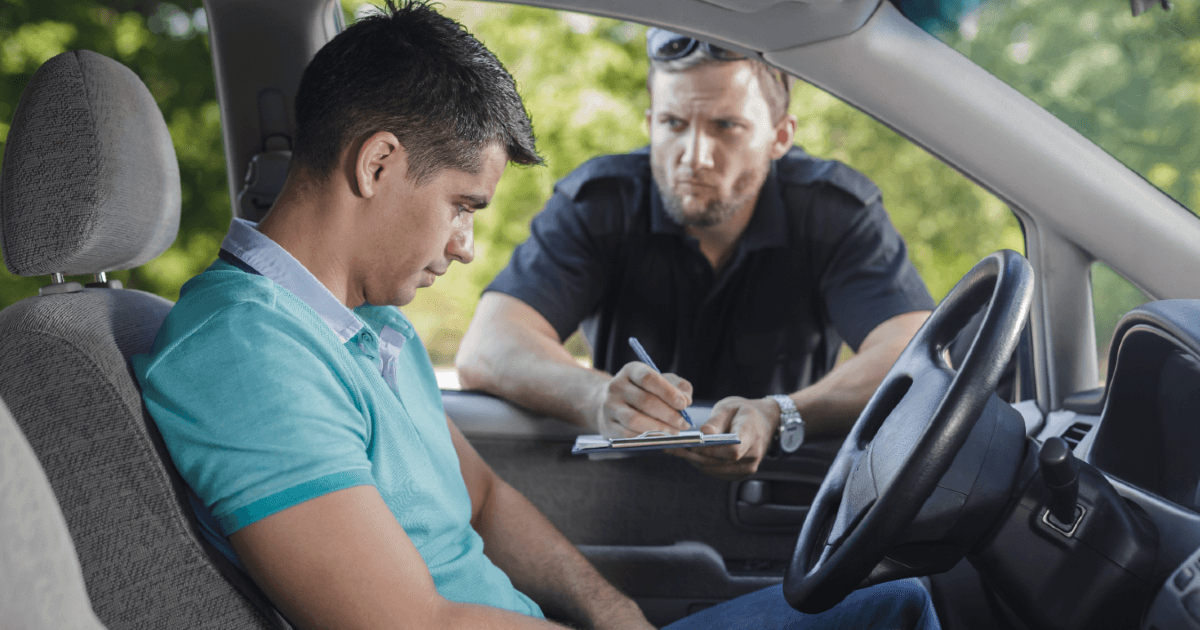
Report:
449,416,652,629
228,485,568,630
456,291,693,438
225,416,653,630
673,310,930,479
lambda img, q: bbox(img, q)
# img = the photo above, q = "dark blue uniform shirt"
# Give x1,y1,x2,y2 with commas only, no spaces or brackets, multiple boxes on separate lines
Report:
487,147,934,401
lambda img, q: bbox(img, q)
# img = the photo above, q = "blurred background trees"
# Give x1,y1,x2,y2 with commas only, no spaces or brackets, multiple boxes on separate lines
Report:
0,0,226,307
0,0,1184,370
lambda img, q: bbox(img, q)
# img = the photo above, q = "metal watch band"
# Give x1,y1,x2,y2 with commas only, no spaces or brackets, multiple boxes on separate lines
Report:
771,394,805,454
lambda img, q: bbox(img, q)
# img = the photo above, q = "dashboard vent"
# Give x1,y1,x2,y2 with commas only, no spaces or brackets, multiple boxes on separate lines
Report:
1061,422,1093,449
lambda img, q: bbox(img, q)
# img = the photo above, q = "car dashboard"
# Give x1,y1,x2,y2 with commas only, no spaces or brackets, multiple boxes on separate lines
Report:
1030,300,1200,629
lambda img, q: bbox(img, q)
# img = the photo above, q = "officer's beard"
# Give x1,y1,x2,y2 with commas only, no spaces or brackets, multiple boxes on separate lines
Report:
653,161,768,229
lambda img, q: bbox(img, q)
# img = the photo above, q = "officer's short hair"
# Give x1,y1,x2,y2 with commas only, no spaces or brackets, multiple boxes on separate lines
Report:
648,49,794,122
292,0,541,184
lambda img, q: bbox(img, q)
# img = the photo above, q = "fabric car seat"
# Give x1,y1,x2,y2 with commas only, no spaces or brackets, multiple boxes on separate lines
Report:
0,393,107,630
0,50,289,629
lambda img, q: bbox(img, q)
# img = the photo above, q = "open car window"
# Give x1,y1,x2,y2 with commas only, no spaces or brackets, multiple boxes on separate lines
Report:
379,1,1027,379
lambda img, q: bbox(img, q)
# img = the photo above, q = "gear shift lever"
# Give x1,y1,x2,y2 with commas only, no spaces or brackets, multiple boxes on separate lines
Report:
1040,437,1081,527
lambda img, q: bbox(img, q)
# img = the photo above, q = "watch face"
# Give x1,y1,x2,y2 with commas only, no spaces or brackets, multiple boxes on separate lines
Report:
781,422,805,453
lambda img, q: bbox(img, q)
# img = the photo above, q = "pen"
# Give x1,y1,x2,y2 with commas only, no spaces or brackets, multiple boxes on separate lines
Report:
627,337,694,427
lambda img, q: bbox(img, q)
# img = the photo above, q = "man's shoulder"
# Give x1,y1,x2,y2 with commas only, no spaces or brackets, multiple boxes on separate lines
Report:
149,261,312,359
174,261,282,320
554,147,651,201
776,146,881,208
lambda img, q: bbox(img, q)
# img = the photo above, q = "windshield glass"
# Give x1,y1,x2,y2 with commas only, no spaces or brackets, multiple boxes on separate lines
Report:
898,0,1200,214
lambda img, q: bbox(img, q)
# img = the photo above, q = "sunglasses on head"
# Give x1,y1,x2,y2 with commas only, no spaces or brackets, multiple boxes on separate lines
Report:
646,28,747,62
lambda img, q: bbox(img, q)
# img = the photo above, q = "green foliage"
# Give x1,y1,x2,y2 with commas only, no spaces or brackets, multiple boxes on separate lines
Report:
0,0,227,304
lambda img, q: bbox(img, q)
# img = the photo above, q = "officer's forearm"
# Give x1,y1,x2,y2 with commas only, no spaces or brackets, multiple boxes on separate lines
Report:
791,310,930,437
457,292,610,430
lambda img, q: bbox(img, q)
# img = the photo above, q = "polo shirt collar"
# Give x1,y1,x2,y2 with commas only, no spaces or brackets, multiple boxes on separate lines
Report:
650,160,789,252
220,218,364,344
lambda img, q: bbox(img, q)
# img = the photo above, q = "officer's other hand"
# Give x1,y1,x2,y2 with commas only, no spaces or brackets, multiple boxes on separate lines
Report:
672,396,777,480
592,362,693,438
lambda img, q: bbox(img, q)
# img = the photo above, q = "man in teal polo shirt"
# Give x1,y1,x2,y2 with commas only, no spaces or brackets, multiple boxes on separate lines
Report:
133,2,657,627
135,1,940,628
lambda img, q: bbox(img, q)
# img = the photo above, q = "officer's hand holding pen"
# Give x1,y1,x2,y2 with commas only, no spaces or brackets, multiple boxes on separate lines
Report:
588,338,695,438
628,337,693,427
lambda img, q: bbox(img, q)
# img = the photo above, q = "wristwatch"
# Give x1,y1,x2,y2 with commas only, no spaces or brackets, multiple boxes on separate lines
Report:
771,394,805,454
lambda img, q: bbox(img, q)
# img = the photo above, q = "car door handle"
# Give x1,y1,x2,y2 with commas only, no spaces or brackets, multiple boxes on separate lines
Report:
732,479,812,528
735,501,809,526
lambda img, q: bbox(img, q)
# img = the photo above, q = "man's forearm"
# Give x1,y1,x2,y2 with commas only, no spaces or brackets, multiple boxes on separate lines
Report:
459,328,608,429
473,478,648,629
457,294,608,430
230,485,572,630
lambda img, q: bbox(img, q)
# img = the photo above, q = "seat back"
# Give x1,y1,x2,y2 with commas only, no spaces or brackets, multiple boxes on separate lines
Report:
0,50,286,629
0,393,106,630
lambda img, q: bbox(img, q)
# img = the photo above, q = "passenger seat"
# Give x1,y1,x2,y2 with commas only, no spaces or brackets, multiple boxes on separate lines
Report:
0,50,289,629
0,393,106,630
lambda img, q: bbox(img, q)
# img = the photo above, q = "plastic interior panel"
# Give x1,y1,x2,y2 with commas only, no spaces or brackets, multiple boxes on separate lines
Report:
203,0,341,216
444,390,718,441
1143,542,1200,630
444,390,587,441
578,542,781,627
1090,330,1200,512
468,436,802,570
450,393,827,625
1110,476,1200,580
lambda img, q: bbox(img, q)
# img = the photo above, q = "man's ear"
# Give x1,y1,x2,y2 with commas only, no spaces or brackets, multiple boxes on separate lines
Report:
770,114,798,160
354,131,406,199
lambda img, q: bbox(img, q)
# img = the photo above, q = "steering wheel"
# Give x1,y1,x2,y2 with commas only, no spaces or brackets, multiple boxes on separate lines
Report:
783,250,1035,613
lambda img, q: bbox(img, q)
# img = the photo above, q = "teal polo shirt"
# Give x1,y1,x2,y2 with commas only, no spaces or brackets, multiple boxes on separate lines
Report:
133,218,542,618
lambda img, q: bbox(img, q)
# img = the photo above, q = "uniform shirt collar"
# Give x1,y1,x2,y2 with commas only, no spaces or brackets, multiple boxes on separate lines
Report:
220,218,364,344
650,160,789,252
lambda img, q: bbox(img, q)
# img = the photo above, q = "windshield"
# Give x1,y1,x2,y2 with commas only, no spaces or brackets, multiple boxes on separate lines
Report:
898,0,1200,215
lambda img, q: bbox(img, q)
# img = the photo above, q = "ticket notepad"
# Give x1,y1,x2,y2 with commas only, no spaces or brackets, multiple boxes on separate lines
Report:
571,430,739,456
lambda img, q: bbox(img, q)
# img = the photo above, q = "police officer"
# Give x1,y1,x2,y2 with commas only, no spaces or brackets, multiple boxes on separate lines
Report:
457,29,934,478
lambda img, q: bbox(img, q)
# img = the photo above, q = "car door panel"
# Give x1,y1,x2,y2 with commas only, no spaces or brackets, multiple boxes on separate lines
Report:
446,390,836,621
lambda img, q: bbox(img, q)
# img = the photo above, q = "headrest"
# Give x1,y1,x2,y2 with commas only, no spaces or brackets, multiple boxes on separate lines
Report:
0,50,180,277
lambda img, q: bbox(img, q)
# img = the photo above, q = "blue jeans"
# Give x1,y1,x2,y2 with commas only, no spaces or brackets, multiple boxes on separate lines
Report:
662,579,940,630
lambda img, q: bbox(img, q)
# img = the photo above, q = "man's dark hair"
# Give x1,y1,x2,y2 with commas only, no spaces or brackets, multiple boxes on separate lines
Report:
292,0,541,184
648,51,794,123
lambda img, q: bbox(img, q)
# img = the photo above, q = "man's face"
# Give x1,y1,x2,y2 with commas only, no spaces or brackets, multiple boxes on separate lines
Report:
362,143,507,307
648,61,787,228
